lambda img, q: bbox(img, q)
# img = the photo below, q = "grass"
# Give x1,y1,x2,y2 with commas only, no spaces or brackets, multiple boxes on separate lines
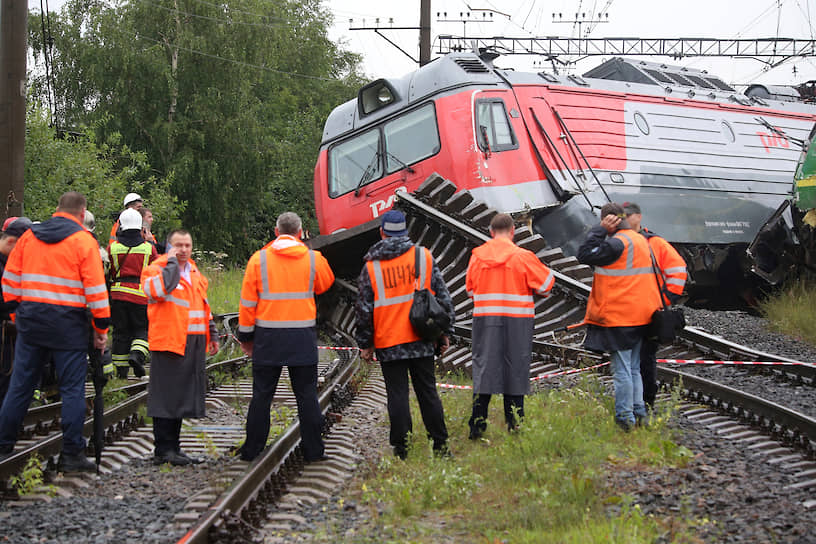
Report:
336,372,700,543
759,278,816,345
202,266,244,316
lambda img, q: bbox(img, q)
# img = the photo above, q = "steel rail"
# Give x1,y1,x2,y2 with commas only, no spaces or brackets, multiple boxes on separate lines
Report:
176,353,361,544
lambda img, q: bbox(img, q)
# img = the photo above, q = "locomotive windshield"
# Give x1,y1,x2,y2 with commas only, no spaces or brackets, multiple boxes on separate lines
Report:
328,103,440,198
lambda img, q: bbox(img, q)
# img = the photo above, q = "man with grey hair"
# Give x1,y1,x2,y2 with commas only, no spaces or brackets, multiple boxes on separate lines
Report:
237,212,335,462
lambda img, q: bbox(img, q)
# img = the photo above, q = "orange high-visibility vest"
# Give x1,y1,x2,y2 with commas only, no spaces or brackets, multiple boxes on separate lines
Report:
2,212,110,334
142,255,212,355
647,235,687,300
238,237,334,334
367,246,434,349
585,230,661,327
466,237,554,318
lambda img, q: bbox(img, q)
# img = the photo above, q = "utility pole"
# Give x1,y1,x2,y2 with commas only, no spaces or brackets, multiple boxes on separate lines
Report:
0,0,26,218
419,0,431,66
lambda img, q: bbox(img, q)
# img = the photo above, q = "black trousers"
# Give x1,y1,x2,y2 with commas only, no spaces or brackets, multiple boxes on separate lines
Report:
242,364,324,462
640,338,659,410
111,299,148,366
380,356,448,457
153,416,183,455
469,393,524,434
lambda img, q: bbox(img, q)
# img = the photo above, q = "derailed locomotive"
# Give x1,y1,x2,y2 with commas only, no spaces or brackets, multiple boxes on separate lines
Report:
313,50,816,301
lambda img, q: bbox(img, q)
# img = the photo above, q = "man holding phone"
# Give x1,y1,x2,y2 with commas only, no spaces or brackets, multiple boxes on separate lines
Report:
577,202,661,431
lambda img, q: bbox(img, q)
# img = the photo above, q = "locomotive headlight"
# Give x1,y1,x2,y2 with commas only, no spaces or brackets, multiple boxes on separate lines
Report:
359,79,398,116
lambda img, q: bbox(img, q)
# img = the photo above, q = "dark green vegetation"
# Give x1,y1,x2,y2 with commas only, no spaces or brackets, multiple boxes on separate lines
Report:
27,0,365,259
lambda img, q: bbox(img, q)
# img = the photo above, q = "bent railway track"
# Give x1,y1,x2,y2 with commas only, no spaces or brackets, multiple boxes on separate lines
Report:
316,174,816,457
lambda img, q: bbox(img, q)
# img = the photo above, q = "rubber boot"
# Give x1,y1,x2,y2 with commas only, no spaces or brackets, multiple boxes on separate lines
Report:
116,366,129,380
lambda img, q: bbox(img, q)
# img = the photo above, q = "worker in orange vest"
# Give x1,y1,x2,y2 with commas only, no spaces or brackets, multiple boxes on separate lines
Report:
237,212,335,463
623,202,687,411
465,213,554,439
355,209,454,459
0,192,109,472
142,229,219,466
578,202,662,431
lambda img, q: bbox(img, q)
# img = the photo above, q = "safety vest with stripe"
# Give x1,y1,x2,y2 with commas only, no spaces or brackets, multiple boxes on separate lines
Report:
466,237,555,318
645,233,687,301
1,212,110,336
238,237,335,335
585,230,662,327
366,246,434,349
142,255,211,356
109,241,153,304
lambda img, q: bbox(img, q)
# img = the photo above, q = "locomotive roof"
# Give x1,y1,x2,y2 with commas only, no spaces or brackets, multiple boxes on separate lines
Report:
321,51,816,146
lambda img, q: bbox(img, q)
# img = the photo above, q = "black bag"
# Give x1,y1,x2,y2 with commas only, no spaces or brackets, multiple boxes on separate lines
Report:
646,247,686,344
408,246,451,341
648,306,686,344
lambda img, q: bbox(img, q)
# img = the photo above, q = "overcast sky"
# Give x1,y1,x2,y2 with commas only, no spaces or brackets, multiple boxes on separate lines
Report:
27,0,816,87
327,0,816,87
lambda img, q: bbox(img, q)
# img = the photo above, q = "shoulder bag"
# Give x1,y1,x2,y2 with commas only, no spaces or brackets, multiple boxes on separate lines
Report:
646,246,686,344
408,245,451,341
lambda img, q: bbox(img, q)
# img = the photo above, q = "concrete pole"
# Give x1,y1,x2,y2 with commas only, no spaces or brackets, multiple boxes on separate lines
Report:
0,0,27,218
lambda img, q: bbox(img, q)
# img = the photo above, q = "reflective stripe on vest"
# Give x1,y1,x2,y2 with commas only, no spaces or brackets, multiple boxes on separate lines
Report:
368,247,433,349
472,292,535,317
593,232,653,277
252,248,316,328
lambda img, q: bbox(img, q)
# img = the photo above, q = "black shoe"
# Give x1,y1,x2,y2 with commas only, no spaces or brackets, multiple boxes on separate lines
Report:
433,444,452,459
129,358,146,378
58,452,96,472
116,367,129,380
616,420,633,433
153,451,192,466
176,450,205,464
468,428,483,440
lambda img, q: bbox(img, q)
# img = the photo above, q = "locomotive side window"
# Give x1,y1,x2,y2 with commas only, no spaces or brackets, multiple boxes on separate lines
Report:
383,103,440,173
476,99,518,152
328,129,382,198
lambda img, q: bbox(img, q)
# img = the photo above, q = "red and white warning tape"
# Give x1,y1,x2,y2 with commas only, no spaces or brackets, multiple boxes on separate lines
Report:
658,359,815,367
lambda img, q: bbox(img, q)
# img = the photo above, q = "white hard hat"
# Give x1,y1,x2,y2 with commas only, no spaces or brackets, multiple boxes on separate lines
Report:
83,210,96,232
119,208,143,231
123,192,143,207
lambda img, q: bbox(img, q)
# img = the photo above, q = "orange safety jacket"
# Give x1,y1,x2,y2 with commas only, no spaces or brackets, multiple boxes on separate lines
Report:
644,232,687,302
366,246,434,349
142,254,212,356
2,212,110,348
585,230,662,327
239,236,334,335
466,237,554,318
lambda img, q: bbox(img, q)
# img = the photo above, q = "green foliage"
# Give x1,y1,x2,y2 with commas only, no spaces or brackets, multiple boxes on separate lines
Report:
24,103,182,237
357,376,702,542
759,278,816,346
10,454,49,496
201,266,243,316
29,0,366,262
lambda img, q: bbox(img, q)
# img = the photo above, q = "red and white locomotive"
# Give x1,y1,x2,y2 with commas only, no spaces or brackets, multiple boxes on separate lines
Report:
313,50,816,296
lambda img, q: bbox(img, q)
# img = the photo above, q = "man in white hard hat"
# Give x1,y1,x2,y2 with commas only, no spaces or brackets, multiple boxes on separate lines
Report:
108,209,156,379
108,192,144,246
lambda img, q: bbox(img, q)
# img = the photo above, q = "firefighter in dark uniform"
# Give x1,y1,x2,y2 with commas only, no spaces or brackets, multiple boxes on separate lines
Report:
108,208,157,378
578,202,662,431
0,217,33,409
237,212,335,463
355,209,454,459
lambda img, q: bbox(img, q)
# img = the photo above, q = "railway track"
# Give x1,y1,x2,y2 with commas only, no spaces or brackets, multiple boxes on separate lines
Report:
3,176,816,541
318,174,816,458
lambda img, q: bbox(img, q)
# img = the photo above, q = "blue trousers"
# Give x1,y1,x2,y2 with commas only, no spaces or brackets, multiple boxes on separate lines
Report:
0,336,88,455
610,338,647,427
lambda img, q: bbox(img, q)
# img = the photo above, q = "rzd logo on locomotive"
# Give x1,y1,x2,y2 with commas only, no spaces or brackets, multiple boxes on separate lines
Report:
369,187,408,218
757,130,790,153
